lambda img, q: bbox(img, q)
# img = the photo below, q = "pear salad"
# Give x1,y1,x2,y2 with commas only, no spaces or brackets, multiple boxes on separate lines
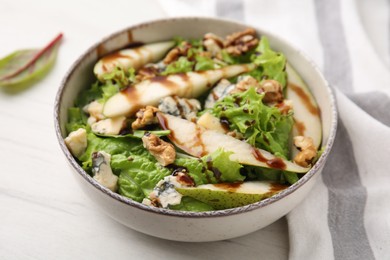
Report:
65,29,322,211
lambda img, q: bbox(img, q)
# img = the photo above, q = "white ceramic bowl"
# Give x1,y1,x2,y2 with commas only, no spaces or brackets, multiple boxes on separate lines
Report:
54,17,337,242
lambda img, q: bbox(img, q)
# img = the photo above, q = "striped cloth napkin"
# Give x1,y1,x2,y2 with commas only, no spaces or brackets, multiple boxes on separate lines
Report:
158,0,390,259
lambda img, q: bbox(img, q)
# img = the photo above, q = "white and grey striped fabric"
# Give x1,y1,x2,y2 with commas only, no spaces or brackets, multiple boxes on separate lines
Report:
158,0,390,259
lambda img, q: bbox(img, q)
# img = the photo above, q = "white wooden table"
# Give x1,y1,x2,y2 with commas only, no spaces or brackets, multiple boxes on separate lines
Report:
0,0,289,258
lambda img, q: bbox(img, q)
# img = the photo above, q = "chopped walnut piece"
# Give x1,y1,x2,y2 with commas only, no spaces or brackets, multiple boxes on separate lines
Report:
231,75,261,94
224,28,259,56
293,136,317,167
163,48,180,64
131,106,159,130
163,41,192,64
203,33,224,58
260,79,284,103
135,65,159,81
142,133,176,166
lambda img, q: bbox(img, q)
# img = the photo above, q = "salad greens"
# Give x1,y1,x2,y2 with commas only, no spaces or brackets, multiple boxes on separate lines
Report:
249,37,287,87
0,33,63,88
114,153,171,202
207,87,293,158
175,149,244,186
65,29,320,211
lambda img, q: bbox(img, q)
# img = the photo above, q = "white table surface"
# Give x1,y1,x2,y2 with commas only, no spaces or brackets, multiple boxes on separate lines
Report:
0,0,289,258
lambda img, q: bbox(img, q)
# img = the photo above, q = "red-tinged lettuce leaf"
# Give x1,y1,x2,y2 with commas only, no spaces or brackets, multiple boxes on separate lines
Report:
0,33,63,88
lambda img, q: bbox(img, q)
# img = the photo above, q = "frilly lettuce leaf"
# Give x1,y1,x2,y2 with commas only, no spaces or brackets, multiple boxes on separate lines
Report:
221,48,254,65
161,56,194,75
101,66,136,88
204,149,243,182
221,36,287,87
75,66,133,109
161,39,221,76
206,86,297,184
194,55,216,71
162,55,219,75
175,156,216,186
75,82,102,107
208,87,293,159
249,37,287,87
175,148,244,186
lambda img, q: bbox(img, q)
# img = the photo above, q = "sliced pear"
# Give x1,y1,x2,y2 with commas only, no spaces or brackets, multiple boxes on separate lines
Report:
286,63,322,156
157,113,309,173
197,112,228,133
94,41,175,81
103,64,256,118
176,181,287,210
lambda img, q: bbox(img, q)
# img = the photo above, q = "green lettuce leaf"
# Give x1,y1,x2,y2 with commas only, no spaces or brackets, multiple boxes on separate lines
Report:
74,131,170,202
112,154,171,202
75,81,119,108
94,130,171,139
221,49,254,65
175,148,244,185
249,37,287,87
174,157,217,185
203,149,244,182
208,87,293,158
194,55,216,71
283,171,299,184
161,56,194,75
78,133,150,172
161,39,220,76
66,107,87,133
242,166,298,185
101,66,135,89
169,196,214,212
76,81,102,107
76,68,128,109
172,37,203,49
101,83,120,102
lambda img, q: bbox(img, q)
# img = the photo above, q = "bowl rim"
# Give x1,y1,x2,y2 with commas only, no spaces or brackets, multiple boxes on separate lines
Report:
54,16,338,218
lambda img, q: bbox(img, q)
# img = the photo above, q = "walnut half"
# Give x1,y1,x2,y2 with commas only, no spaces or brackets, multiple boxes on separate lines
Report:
135,65,159,82
224,28,259,56
203,33,224,58
260,79,284,104
231,75,262,94
131,106,159,130
163,41,192,64
293,136,317,167
142,133,176,166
